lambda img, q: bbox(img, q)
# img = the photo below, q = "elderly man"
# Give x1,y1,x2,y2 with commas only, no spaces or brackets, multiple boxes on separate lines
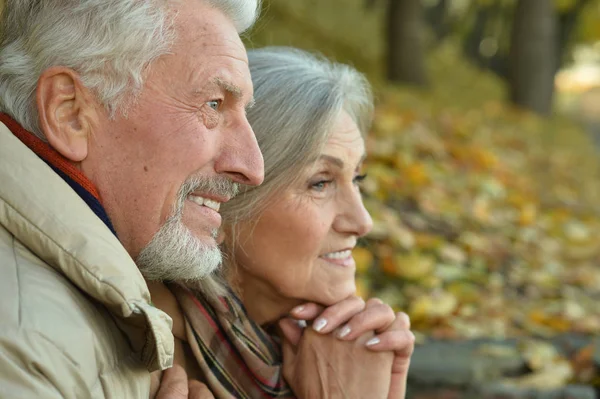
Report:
0,0,263,397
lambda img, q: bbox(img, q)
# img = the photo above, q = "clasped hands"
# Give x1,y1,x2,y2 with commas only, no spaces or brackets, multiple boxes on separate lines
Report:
278,296,415,399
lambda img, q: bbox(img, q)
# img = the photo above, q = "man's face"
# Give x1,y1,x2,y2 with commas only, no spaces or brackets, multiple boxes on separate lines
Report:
82,1,263,280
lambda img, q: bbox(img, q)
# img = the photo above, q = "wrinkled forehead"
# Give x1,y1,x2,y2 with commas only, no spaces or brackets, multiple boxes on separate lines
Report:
170,2,243,39
326,111,365,149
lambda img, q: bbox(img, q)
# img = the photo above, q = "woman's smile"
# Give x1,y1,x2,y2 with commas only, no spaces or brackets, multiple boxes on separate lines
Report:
319,249,356,268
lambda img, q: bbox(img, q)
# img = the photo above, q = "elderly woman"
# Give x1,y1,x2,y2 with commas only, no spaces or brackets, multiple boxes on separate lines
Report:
155,47,414,398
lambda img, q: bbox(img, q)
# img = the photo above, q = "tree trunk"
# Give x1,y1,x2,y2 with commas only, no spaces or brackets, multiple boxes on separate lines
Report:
556,0,591,74
509,0,557,116
386,0,428,86
463,2,510,80
463,4,492,64
425,0,449,42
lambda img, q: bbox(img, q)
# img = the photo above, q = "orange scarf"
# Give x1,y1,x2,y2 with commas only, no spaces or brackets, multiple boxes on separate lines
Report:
0,112,115,234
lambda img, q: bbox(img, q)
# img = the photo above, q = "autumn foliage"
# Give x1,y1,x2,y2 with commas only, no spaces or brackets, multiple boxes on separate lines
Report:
355,87,600,341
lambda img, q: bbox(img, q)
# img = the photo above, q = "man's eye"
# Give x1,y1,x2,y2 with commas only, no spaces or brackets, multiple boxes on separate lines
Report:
311,180,332,192
206,100,221,111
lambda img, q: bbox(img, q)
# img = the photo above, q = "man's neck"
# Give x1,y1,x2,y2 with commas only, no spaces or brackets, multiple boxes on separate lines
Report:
146,281,187,342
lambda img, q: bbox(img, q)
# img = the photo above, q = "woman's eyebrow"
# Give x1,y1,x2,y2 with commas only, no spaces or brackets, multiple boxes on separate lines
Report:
319,154,344,169
318,153,367,169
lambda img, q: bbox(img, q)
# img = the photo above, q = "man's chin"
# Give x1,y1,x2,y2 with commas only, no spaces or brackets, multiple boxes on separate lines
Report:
136,221,223,282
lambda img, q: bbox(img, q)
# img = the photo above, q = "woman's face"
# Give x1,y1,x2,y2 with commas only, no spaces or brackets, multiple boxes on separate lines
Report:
234,111,373,308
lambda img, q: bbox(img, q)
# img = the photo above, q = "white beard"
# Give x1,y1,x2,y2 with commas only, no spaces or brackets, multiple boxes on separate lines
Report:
136,214,222,282
136,175,237,283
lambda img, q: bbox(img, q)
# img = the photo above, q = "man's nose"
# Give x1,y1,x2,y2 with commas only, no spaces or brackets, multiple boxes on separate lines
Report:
214,116,264,186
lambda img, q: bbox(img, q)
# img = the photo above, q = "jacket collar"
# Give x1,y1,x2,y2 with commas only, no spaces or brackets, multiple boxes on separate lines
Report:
0,121,174,371
0,113,117,235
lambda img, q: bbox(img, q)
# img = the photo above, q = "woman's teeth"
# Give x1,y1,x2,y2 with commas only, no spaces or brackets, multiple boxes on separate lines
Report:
189,195,221,212
322,250,352,259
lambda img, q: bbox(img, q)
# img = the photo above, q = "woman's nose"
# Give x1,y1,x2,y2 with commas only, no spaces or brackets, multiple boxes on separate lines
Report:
334,189,373,237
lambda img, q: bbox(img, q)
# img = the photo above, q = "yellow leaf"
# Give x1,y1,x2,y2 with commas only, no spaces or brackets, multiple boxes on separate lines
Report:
502,360,573,390
414,233,444,251
393,252,436,280
447,282,480,304
409,290,458,321
399,162,430,187
519,203,537,226
472,196,491,223
528,310,571,333
472,147,498,170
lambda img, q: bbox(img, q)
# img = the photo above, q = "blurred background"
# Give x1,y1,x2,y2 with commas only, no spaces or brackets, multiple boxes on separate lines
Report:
245,1,600,398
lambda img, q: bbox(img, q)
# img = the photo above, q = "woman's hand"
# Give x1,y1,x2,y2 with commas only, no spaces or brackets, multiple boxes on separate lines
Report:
359,310,414,399
279,322,393,399
288,295,368,335
291,295,399,334
285,297,415,399
287,296,397,341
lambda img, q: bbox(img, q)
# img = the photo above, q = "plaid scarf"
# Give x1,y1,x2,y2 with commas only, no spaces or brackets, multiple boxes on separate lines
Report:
171,284,296,399
0,113,116,235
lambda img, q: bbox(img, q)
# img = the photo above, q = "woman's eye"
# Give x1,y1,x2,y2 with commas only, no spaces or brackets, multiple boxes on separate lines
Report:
206,100,221,111
311,180,332,192
353,174,367,185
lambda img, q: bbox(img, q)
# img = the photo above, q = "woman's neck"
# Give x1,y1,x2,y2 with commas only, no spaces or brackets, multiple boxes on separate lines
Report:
232,271,302,327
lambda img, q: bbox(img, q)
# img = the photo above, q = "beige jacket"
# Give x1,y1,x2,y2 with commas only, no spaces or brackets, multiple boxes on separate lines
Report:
0,122,174,398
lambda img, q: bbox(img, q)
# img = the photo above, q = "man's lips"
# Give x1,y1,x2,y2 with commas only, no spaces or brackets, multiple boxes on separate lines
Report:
185,195,223,230
188,194,223,212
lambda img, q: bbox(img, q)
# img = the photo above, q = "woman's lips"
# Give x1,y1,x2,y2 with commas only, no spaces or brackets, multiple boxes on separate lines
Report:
320,249,355,267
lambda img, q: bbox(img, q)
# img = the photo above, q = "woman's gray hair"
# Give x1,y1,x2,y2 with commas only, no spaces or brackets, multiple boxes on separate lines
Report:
0,0,261,140
221,46,374,265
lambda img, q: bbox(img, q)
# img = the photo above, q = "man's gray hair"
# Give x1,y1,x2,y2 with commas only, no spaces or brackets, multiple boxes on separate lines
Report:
0,0,261,139
221,46,374,260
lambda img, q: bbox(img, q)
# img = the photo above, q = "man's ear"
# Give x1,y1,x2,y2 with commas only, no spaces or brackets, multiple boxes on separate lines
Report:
36,67,96,162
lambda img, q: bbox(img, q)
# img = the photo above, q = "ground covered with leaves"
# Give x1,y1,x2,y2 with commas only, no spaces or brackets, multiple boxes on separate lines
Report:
354,66,600,389
357,88,600,338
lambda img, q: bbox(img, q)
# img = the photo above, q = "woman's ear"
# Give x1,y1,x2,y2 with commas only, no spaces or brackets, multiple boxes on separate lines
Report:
36,67,96,162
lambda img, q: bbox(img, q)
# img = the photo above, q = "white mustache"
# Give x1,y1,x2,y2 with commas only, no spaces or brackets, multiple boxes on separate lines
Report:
183,176,239,198
173,176,239,217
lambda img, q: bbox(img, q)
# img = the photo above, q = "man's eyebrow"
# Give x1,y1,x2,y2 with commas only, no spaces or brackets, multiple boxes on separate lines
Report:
213,77,242,98
213,77,255,109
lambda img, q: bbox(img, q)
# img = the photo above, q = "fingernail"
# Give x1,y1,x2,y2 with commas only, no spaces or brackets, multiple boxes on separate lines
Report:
313,318,327,332
338,325,351,339
291,305,304,314
366,337,380,347
297,320,307,328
